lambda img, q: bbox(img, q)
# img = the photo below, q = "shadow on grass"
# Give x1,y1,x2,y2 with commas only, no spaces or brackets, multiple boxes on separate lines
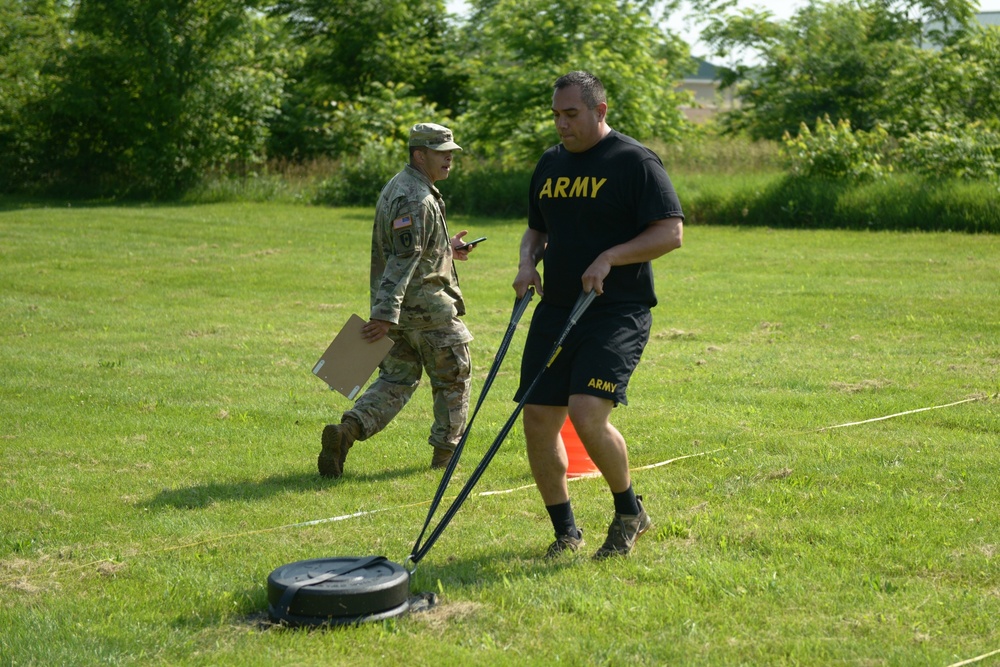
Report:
143,465,430,510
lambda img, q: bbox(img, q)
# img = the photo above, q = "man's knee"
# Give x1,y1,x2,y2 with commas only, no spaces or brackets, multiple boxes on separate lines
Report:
567,395,613,440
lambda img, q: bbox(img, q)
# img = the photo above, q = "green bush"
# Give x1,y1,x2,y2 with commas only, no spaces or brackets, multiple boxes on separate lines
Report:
781,116,891,181
324,82,449,160
312,143,398,207
897,124,1000,181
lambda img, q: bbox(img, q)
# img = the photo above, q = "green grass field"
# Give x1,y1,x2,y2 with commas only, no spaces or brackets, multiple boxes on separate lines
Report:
1,202,997,666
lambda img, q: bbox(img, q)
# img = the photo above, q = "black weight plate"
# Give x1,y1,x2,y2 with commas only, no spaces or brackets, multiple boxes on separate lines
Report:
270,599,411,628
267,557,410,620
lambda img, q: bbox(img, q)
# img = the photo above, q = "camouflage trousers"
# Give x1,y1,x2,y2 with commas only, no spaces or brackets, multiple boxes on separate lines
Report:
344,321,472,452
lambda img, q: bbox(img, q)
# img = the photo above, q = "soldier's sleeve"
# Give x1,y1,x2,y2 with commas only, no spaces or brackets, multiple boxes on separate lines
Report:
370,205,425,323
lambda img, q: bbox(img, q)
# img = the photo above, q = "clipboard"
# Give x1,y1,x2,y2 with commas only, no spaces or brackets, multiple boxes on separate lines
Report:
312,314,394,400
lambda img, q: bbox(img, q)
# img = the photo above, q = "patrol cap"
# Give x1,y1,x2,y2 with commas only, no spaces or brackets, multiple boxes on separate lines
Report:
409,123,462,151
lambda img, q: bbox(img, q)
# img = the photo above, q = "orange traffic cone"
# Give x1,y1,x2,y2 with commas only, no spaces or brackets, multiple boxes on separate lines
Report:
562,417,598,477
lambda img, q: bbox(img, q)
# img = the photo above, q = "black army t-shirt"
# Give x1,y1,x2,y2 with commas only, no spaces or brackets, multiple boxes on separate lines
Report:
527,130,684,309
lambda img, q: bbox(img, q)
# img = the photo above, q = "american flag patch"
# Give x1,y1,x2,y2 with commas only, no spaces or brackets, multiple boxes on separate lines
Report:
393,215,412,229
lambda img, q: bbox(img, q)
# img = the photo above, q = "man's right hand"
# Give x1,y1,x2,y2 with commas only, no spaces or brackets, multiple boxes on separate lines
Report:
513,266,543,299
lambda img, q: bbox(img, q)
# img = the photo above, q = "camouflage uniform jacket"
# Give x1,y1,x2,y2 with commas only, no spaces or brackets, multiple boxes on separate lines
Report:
370,165,467,330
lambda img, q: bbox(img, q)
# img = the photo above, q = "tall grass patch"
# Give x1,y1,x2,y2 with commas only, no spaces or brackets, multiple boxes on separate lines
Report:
685,173,1000,232
179,135,1000,233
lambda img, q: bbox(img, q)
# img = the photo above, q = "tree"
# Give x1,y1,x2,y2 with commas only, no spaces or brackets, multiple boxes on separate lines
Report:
0,0,72,190
269,0,457,102
266,0,467,160
30,0,287,197
883,24,1000,134
696,0,979,140
457,0,692,164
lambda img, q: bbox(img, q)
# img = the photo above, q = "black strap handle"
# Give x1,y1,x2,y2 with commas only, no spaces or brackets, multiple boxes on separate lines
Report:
408,290,596,568
408,289,534,563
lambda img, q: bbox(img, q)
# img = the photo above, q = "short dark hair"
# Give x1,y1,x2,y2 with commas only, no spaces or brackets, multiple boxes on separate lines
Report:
554,71,606,109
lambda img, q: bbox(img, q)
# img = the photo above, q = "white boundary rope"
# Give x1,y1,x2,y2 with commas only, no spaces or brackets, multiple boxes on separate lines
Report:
286,450,723,520
945,647,1000,667
803,394,991,433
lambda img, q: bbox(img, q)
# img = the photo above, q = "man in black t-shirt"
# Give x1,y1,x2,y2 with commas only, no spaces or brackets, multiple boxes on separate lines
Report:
512,71,684,560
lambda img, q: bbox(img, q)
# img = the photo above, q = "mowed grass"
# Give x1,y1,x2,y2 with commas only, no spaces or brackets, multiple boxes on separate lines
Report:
1,201,997,666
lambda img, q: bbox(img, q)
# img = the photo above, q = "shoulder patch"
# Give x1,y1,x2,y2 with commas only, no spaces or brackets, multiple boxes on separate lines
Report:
393,215,413,229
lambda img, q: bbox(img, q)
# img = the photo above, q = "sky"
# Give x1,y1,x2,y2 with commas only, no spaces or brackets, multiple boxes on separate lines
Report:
445,0,1000,59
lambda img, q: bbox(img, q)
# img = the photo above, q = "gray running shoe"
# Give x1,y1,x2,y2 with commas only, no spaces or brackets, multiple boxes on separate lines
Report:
318,422,355,478
593,496,651,560
545,530,584,559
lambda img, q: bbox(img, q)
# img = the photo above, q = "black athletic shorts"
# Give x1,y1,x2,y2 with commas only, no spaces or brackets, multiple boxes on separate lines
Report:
514,301,652,407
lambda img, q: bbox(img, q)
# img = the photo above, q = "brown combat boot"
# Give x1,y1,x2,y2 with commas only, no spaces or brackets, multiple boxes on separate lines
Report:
318,418,360,478
430,446,454,469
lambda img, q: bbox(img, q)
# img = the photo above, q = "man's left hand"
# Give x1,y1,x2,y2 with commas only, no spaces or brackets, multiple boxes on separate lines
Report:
581,256,611,295
361,319,392,342
451,230,472,261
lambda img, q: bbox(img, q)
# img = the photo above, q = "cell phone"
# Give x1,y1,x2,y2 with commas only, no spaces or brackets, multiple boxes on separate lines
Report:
456,236,487,250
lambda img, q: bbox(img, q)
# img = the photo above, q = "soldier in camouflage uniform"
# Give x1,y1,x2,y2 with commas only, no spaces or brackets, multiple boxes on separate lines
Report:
319,123,482,478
